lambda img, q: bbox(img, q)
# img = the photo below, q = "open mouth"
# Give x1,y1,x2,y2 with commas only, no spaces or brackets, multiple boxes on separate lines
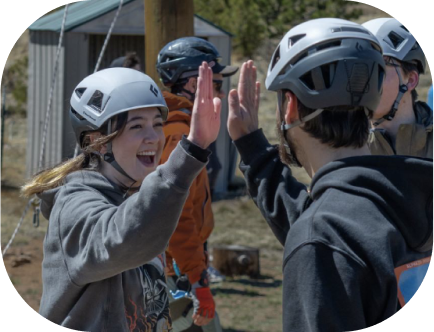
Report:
137,151,156,167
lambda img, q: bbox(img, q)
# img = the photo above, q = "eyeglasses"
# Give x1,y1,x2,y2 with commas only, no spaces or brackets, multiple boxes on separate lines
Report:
213,80,223,93
384,57,401,68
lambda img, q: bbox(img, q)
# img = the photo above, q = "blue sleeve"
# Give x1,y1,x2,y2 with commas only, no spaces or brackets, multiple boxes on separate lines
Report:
427,86,433,110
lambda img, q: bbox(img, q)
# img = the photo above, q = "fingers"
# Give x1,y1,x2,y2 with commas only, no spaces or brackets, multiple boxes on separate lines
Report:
192,312,213,326
213,97,222,118
228,89,240,117
197,62,213,102
255,81,261,113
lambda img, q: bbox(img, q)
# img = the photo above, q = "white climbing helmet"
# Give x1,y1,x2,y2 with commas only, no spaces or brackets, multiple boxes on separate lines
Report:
70,67,168,144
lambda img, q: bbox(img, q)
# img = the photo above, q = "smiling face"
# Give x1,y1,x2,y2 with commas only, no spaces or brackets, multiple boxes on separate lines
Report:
107,107,165,186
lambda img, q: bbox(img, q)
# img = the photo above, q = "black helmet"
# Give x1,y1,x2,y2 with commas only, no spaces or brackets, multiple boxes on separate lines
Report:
156,37,238,86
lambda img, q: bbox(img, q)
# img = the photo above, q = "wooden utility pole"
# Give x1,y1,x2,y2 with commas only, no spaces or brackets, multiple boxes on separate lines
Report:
145,0,194,87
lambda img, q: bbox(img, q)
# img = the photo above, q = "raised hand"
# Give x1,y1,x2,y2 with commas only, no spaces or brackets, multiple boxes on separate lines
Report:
187,62,222,149
227,60,261,141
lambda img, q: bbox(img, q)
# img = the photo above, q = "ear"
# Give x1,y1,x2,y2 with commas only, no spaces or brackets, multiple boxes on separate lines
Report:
185,77,197,92
88,132,107,154
405,70,419,92
284,91,300,125
88,132,102,143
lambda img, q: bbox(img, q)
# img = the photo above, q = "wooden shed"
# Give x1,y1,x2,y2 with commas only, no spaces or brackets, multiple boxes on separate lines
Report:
27,0,238,198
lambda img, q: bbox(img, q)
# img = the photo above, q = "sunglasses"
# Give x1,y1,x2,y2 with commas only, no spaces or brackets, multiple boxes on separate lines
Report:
213,80,223,93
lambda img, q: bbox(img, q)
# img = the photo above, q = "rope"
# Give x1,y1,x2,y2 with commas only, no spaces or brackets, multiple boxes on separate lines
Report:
73,0,124,158
94,0,124,73
38,5,69,170
2,5,69,257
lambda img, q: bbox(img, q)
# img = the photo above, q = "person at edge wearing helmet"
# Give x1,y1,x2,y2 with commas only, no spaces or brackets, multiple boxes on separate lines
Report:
21,63,221,332
227,19,432,331
155,37,238,332
362,18,432,158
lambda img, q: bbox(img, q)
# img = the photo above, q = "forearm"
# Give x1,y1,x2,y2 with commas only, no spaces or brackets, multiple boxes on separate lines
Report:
233,129,310,245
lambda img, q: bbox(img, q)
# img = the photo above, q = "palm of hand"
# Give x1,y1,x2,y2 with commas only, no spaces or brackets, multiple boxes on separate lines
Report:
188,62,221,149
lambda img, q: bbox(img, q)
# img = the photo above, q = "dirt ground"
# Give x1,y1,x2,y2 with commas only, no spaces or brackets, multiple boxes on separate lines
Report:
2,236,44,312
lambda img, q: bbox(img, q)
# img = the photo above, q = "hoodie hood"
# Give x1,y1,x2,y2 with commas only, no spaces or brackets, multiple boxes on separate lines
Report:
310,155,432,253
37,170,124,220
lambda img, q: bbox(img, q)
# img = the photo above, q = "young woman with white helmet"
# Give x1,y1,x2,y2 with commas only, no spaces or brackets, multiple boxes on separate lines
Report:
363,18,432,158
22,62,221,331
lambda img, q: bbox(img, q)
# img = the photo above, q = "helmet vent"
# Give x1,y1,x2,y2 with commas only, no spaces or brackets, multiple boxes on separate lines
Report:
71,108,85,121
331,27,370,35
411,42,420,51
388,31,405,49
299,61,338,92
289,41,341,70
347,63,370,94
75,88,86,98
400,25,409,33
270,46,281,71
288,34,306,48
87,90,104,113
316,40,341,52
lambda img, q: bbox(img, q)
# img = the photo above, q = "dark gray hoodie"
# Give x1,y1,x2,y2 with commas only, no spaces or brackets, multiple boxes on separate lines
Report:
37,138,209,332
234,129,432,332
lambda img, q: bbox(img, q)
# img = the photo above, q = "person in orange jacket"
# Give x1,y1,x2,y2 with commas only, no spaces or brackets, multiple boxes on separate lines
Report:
157,37,238,332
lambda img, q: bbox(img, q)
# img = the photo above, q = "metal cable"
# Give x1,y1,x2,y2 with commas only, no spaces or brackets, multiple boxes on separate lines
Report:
93,0,124,73
2,198,35,256
38,4,69,170
2,5,69,257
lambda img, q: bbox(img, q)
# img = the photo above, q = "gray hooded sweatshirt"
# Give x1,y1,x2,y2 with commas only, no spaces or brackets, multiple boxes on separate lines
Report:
37,138,209,332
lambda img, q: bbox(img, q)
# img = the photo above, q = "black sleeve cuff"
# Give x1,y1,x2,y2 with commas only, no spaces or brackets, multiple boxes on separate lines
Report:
233,129,272,165
180,136,211,163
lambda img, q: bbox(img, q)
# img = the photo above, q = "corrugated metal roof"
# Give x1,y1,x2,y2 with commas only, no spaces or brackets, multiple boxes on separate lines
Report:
29,0,232,36
29,0,136,32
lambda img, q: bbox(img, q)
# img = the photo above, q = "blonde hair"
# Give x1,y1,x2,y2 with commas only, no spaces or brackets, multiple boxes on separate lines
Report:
21,113,128,197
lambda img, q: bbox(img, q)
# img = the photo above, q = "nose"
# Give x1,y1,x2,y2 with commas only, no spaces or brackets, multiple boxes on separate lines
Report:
143,126,160,144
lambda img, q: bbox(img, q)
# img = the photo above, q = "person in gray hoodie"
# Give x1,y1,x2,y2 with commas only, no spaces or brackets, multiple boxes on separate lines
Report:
227,19,432,331
21,63,222,332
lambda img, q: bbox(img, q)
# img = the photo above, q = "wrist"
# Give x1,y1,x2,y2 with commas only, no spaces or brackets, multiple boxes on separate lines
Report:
186,135,208,150
191,269,210,289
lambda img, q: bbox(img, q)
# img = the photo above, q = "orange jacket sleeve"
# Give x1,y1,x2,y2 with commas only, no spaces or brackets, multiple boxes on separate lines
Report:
161,121,208,284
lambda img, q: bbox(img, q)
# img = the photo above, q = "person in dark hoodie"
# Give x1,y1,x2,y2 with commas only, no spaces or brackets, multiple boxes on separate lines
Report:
227,18,432,331
155,37,237,331
362,18,432,158
21,64,221,332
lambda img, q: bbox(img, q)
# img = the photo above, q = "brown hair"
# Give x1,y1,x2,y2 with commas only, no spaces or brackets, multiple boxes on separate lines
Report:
21,113,128,197
282,91,372,149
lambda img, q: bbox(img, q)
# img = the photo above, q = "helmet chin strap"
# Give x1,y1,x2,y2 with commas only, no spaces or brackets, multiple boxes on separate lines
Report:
373,59,408,126
277,91,306,168
181,87,196,101
103,119,138,186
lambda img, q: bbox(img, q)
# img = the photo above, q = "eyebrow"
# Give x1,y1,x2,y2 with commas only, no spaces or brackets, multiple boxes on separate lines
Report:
127,114,162,123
